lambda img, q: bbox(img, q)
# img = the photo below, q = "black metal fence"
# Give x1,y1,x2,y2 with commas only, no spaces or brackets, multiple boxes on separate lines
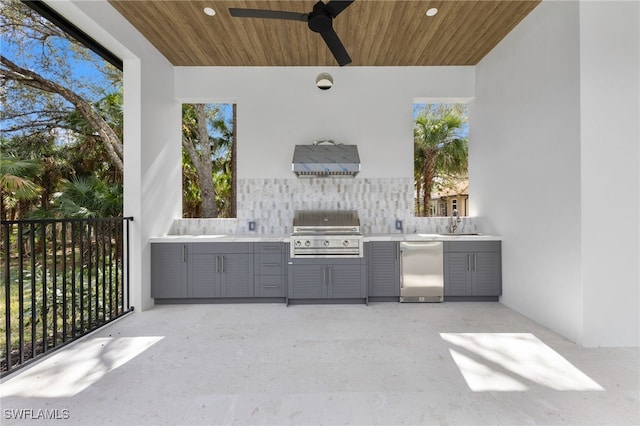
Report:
1,217,134,376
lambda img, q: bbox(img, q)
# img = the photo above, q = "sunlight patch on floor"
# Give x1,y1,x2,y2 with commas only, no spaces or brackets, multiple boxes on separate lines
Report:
440,333,604,392
0,336,163,398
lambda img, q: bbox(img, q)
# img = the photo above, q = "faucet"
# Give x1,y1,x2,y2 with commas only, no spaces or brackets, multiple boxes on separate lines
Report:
449,209,461,233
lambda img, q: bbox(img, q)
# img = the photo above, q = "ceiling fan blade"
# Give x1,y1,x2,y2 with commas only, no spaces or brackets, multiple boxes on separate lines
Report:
320,28,352,66
324,0,355,18
228,8,308,22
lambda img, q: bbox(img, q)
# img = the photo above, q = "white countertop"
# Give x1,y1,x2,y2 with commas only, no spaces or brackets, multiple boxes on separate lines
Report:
150,233,501,243
364,233,501,241
150,234,290,243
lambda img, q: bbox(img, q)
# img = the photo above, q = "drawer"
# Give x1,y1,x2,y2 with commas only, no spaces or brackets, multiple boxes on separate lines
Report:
257,253,285,275
256,275,285,297
255,243,285,254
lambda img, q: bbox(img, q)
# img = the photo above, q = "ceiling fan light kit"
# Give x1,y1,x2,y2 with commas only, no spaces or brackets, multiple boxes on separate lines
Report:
229,0,355,66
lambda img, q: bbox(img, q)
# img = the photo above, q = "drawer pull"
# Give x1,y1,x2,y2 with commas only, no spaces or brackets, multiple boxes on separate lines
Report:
262,285,280,288
261,263,280,267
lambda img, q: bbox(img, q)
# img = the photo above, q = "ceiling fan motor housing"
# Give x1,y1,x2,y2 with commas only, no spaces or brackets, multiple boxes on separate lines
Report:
308,10,333,33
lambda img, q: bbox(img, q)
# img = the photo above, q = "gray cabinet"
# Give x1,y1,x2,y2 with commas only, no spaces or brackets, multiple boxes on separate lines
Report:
366,242,400,300
444,241,501,299
151,243,188,298
287,258,367,302
254,243,287,297
189,243,253,298
151,242,254,299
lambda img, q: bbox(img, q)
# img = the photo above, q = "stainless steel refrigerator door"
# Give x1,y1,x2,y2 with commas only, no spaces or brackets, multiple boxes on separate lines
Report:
399,241,444,302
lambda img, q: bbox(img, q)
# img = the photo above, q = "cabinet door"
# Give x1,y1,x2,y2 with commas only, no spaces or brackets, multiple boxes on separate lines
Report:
329,263,365,298
288,263,326,299
190,253,220,298
220,254,254,297
444,252,471,296
151,243,187,298
368,242,399,297
471,252,501,296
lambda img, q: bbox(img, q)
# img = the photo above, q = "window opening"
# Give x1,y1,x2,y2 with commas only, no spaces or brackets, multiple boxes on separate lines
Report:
413,102,469,217
181,103,236,218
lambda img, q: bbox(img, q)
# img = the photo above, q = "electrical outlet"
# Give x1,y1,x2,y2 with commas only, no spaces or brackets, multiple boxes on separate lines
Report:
248,221,256,231
395,219,403,231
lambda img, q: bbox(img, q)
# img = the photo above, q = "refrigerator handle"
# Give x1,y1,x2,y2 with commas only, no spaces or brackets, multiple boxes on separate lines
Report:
399,248,404,288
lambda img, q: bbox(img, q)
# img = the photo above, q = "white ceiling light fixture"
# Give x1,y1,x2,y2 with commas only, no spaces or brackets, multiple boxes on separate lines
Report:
203,7,216,16
426,7,438,17
316,73,333,90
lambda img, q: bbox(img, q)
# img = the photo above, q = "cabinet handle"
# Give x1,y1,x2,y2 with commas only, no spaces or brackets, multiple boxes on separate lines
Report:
261,263,280,267
467,254,472,272
216,255,220,273
182,244,186,262
473,254,477,272
221,255,225,273
328,266,332,285
262,285,279,289
323,267,327,285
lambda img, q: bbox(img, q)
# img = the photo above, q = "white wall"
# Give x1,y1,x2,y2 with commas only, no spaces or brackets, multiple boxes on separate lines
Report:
471,1,584,342
473,0,640,346
51,1,182,310
579,1,640,346
175,67,474,179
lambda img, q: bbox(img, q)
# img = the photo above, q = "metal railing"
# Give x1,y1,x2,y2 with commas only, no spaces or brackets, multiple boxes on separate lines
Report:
1,217,134,376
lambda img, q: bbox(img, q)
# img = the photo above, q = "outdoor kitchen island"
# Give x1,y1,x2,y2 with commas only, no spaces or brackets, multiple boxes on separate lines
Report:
150,232,502,305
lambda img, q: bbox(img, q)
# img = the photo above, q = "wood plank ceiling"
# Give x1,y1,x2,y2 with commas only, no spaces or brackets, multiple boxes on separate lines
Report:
108,0,540,67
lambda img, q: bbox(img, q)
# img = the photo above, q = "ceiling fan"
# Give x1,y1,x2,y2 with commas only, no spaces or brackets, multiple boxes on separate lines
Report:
229,1,355,66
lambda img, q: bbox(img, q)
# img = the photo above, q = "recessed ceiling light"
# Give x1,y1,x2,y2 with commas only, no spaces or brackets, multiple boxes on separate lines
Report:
203,7,216,16
426,7,438,17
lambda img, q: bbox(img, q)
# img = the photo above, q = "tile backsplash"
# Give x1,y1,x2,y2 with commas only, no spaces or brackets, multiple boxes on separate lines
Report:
170,178,477,235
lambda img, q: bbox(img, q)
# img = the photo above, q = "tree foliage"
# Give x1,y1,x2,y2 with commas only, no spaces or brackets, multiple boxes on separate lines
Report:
414,104,468,216
181,104,235,218
0,0,123,219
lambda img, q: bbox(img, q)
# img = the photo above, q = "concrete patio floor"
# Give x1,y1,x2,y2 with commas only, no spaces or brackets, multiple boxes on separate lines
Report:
1,302,638,425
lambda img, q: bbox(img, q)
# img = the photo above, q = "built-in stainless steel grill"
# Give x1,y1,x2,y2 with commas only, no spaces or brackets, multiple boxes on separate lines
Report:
290,210,363,258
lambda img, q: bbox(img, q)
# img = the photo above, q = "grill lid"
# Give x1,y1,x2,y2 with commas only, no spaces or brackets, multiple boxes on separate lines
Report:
292,210,360,233
292,141,360,177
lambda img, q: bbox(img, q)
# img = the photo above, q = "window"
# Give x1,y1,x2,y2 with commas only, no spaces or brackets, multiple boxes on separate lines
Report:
181,103,236,218
413,102,469,217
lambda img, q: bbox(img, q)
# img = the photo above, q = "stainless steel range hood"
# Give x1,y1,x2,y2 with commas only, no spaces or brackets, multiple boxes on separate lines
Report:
292,141,360,178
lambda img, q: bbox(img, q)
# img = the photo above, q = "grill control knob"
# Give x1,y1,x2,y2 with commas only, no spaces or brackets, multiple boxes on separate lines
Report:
343,240,349,247
305,240,311,247
294,240,301,247
323,240,330,247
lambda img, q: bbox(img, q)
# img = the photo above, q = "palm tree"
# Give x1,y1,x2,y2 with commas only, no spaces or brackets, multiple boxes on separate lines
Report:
42,175,122,219
414,105,468,216
0,155,43,221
